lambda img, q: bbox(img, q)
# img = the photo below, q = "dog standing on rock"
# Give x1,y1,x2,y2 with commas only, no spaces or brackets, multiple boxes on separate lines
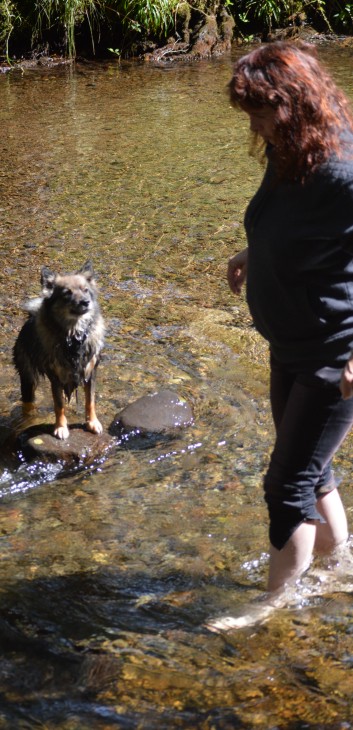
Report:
13,260,105,440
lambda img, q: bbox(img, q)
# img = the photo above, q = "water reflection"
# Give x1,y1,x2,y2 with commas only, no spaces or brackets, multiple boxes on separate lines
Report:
1,46,353,727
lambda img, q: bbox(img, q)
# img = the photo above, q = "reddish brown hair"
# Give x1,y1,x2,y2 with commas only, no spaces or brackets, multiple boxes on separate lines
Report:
229,41,353,181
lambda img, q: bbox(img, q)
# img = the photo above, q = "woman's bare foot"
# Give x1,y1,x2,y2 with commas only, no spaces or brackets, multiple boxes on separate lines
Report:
205,601,277,633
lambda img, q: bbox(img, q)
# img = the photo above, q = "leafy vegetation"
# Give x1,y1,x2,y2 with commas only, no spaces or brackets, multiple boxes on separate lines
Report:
1,0,353,62
236,0,338,34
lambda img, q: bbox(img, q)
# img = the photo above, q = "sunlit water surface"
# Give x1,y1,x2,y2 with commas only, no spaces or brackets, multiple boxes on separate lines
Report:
1,43,353,729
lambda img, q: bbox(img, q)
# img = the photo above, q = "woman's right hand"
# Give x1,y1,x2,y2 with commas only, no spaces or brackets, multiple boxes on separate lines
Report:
227,248,248,295
340,357,353,399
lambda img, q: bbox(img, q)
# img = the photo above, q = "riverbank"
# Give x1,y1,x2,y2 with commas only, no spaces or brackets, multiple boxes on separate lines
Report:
2,28,353,75
2,0,353,74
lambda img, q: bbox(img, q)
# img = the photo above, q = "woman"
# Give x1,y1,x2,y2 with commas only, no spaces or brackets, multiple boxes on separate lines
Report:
224,42,353,606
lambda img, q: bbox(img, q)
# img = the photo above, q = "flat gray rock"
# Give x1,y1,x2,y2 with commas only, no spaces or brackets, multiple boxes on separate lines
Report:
16,424,115,467
110,389,194,435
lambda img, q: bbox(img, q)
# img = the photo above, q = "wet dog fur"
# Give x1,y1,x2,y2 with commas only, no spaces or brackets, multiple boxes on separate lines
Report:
13,260,105,440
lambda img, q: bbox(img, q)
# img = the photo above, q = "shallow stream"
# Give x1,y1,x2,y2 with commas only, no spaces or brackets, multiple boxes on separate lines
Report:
1,43,353,729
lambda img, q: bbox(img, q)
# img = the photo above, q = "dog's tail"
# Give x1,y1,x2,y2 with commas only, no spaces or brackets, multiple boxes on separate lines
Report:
13,317,42,404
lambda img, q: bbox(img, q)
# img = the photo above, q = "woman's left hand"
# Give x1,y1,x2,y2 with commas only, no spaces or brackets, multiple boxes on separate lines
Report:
340,358,353,399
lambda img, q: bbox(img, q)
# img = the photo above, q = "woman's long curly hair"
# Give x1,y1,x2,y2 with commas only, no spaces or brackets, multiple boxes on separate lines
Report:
229,41,353,181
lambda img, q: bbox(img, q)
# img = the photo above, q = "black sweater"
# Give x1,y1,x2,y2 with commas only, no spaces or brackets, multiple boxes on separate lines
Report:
245,146,353,383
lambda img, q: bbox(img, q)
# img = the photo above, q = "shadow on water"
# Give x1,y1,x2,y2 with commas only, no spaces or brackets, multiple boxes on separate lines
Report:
2,46,353,728
1,562,353,729
0,566,255,729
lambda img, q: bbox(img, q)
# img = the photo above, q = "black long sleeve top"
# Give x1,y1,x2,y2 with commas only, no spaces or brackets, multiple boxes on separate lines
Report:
245,144,353,383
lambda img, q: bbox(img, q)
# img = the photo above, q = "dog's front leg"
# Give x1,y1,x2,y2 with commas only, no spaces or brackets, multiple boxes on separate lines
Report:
51,382,69,440
84,373,103,435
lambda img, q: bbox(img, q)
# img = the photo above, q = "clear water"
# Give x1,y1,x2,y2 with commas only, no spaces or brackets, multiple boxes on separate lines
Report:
1,45,353,728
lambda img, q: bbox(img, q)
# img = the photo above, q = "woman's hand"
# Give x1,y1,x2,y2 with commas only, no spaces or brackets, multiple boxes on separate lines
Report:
340,357,353,399
227,248,248,295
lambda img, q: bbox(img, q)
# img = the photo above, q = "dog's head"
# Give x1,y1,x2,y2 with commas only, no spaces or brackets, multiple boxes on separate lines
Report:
41,261,98,321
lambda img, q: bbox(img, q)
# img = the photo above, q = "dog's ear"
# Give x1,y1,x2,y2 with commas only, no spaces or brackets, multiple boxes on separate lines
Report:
41,266,56,296
78,260,95,281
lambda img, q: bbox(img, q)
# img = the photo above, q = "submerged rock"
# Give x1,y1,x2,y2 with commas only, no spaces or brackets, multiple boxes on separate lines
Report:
110,389,194,436
16,424,114,467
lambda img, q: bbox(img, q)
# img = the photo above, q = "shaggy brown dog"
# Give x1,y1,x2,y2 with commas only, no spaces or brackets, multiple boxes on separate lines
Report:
13,261,105,439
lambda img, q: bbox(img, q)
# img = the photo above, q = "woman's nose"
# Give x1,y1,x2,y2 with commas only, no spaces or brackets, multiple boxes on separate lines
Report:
249,117,260,134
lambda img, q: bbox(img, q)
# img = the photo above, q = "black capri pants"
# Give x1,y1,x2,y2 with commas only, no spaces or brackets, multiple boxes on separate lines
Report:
264,354,353,550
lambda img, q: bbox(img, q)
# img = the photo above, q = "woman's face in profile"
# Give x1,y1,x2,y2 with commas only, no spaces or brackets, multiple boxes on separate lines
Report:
240,103,278,144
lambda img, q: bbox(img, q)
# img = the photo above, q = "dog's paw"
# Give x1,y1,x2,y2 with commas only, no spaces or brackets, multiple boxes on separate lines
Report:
54,424,70,440
86,418,103,435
